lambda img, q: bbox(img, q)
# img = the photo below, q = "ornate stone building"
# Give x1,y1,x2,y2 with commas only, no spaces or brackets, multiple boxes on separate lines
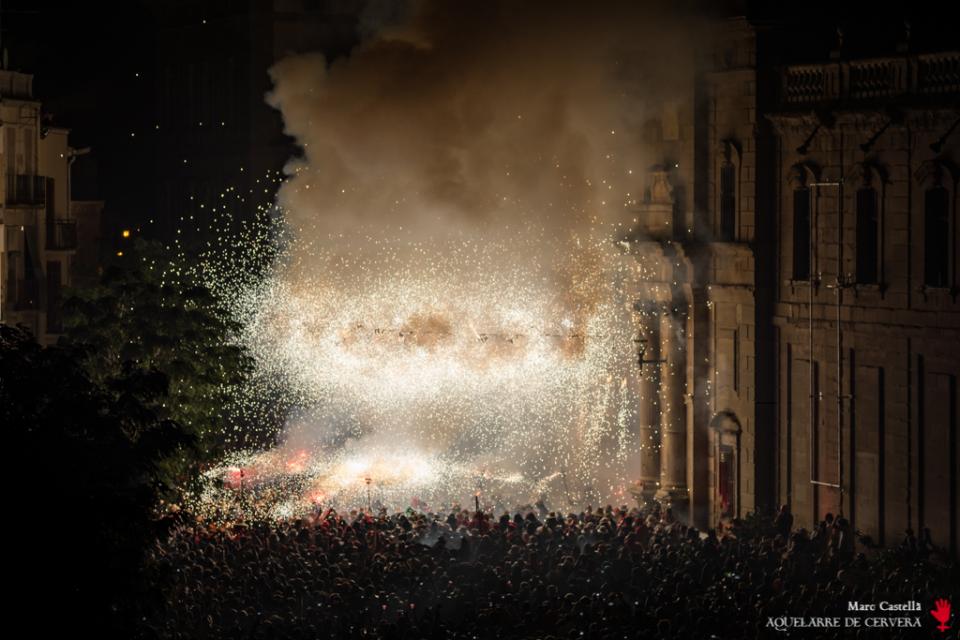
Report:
630,17,958,556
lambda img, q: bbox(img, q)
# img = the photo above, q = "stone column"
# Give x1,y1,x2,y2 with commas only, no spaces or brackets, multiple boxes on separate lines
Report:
635,302,661,504
656,306,689,519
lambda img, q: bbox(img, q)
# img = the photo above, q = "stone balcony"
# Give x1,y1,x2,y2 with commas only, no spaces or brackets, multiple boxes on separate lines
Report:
780,51,959,106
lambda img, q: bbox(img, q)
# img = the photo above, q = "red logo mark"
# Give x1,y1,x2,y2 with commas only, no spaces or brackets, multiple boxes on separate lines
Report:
930,599,951,633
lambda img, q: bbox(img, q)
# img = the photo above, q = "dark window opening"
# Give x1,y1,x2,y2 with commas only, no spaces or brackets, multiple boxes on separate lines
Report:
924,186,950,287
856,187,879,284
672,184,687,241
46,261,62,334
719,444,736,518
720,163,736,241
793,188,811,280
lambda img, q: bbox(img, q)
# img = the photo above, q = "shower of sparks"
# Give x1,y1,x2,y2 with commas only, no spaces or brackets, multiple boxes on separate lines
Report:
163,166,664,522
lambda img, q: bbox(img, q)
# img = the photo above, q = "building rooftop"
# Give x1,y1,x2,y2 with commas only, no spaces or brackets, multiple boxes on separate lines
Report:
0,70,35,100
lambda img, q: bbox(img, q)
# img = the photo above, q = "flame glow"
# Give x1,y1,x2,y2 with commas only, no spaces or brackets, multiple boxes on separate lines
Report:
189,227,656,520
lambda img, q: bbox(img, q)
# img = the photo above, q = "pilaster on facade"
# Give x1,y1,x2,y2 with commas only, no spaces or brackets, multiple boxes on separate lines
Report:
655,301,690,521
626,226,697,520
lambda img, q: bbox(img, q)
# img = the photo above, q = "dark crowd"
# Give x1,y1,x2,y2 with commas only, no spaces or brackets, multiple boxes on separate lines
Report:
143,504,957,639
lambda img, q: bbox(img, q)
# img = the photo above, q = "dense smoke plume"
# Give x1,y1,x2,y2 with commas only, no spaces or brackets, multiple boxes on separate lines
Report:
196,2,704,516
267,0,699,245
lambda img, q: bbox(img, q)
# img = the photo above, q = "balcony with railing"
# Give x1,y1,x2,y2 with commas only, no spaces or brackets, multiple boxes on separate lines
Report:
5,174,47,206
782,64,832,104
780,51,959,106
917,53,960,94
46,220,78,250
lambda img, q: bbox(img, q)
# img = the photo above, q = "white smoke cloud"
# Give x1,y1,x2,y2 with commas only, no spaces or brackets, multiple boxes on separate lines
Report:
201,1,704,514
266,0,699,247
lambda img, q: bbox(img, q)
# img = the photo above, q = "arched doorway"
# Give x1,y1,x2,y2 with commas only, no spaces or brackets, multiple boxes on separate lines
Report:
709,411,742,524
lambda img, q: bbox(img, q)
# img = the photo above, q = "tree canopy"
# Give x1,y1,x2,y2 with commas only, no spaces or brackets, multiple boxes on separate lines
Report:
2,323,191,635
61,239,253,487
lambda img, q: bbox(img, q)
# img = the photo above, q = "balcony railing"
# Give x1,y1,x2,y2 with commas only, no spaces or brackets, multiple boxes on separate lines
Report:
848,58,908,99
5,174,47,206
917,53,960,94
46,220,78,250
782,64,830,103
780,51,959,105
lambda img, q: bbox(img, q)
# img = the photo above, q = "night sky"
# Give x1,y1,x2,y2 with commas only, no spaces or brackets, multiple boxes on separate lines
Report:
2,1,954,249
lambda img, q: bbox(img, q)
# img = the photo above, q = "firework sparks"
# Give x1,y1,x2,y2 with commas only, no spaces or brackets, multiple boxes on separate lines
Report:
185,216,656,521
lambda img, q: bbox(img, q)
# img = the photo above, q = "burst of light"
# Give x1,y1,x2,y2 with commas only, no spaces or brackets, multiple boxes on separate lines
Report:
181,214,654,521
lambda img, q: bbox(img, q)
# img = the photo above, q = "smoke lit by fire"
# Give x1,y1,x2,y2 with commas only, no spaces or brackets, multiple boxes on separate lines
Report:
188,1,698,519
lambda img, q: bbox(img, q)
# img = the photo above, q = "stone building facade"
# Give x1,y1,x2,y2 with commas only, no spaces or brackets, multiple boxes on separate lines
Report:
0,70,102,344
630,18,958,556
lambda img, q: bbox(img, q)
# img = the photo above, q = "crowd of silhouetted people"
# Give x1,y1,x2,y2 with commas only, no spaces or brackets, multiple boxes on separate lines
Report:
142,503,957,639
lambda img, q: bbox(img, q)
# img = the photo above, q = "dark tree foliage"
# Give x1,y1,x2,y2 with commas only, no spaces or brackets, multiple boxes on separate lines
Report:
1,324,191,636
62,239,253,489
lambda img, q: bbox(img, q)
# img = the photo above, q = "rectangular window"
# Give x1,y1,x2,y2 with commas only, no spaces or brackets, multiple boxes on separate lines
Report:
4,128,14,175
22,225,37,280
793,188,811,280
856,188,879,284
23,128,34,174
46,260,62,334
720,163,736,241
924,187,950,287
718,444,736,518
5,251,19,304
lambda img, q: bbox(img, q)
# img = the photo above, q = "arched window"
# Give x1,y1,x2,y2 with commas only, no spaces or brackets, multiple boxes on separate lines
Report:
856,187,879,284
720,162,736,241
924,186,950,287
793,187,812,280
